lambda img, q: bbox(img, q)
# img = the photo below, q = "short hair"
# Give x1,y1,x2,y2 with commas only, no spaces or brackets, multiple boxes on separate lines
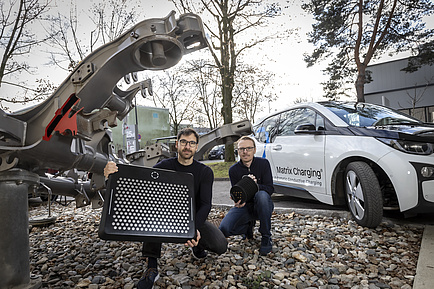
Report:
177,128,199,143
237,135,256,148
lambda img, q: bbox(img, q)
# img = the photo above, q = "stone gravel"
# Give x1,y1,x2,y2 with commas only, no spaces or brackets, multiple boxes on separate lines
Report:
28,202,423,289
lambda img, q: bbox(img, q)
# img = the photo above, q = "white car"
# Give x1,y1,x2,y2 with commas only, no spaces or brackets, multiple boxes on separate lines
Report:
253,101,434,227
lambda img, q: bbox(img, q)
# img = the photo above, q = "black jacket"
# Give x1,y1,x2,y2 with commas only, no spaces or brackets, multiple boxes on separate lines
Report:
229,156,274,198
154,157,213,228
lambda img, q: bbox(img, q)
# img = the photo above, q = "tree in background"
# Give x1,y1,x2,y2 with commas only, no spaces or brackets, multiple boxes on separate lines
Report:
0,78,56,111
183,58,223,130
233,64,276,123
398,75,434,120
171,0,288,161
302,0,434,102
46,0,139,72
151,69,196,136
1,0,140,110
0,0,53,109
402,40,434,73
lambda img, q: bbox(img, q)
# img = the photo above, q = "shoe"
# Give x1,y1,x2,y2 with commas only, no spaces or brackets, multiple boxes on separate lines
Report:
242,220,254,240
137,267,159,289
259,236,272,256
191,246,208,259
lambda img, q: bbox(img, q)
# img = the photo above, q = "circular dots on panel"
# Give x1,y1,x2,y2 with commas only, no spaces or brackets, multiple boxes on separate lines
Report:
109,176,193,235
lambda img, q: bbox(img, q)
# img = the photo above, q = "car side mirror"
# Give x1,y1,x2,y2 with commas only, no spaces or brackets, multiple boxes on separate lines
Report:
294,123,320,134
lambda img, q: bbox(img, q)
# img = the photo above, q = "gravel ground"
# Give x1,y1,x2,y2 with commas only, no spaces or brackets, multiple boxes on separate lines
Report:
28,202,423,289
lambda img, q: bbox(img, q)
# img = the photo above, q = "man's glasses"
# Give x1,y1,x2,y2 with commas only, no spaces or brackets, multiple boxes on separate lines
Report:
178,139,197,147
238,147,254,152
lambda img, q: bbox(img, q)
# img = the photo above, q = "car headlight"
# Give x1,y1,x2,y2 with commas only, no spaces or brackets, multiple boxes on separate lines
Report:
377,138,433,155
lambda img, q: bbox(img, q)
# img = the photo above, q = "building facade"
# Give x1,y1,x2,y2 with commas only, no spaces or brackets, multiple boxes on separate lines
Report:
110,106,171,154
364,57,434,122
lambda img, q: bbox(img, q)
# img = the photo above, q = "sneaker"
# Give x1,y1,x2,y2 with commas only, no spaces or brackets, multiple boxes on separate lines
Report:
191,246,208,259
137,267,159,289
259,236,272,256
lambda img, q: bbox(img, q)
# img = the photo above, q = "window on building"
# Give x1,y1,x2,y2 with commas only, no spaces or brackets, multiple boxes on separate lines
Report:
428,106,434,123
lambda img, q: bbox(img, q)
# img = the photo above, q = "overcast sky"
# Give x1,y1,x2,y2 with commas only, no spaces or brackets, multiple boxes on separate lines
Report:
2,0,432,119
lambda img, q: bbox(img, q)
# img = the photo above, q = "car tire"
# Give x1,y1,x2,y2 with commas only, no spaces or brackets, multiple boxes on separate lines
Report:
220,154,224,160
344,161,383,228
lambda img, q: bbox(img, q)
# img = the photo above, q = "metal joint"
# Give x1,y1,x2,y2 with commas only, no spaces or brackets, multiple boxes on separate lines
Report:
71,62,95,85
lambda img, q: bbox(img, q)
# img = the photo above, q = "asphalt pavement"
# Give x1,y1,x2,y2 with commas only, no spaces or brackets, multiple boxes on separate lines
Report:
212,179,434,289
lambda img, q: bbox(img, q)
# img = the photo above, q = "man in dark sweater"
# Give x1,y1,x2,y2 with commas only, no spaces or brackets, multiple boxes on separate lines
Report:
219,136,274,255
104,128,227,289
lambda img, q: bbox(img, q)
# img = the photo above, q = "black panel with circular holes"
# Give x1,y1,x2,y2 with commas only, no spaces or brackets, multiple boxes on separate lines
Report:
99,164,195,243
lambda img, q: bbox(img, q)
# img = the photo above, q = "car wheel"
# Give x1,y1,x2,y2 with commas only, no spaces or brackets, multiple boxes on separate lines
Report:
220,154,224,160
344,161,383,228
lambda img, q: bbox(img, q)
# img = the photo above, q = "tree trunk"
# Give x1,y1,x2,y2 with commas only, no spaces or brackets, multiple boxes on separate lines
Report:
355,66,366,103
221,73,236,161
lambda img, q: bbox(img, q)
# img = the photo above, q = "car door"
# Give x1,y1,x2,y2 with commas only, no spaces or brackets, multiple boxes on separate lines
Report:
253,113,281,176
267,107,327,195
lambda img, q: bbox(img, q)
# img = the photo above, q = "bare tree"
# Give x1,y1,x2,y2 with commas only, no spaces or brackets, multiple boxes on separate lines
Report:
232,64,276,123
89,0,138,47
183,58,223,130
293,97,310,104
46,0,139,72
0,0,52,106
0,78,56,110
399,76,434,119
45,9,85,72
151,69,196,135
172,0,289,161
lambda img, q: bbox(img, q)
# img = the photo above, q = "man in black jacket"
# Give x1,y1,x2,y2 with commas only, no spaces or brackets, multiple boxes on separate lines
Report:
104,128,227,289
219,136,274,255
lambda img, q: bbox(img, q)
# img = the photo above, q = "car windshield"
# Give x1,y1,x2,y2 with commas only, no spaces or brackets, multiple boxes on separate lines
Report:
320,102,422,127
211,145,222,152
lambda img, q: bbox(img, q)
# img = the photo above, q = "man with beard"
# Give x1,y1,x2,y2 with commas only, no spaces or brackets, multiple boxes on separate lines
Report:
104,128,227,289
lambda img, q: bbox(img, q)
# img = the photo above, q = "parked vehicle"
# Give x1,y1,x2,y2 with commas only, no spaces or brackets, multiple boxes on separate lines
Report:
253,101,434,227
208,145,225,160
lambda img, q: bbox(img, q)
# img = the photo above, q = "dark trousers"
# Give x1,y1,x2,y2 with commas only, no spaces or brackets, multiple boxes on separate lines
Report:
219,190,274,238
142,220,228,259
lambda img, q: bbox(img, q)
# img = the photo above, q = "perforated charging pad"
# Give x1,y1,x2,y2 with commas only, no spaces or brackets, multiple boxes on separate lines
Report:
99,164,195,243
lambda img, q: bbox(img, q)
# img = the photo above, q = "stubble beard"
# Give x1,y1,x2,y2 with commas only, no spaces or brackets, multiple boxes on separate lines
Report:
241,153,252,161
179,148,194,160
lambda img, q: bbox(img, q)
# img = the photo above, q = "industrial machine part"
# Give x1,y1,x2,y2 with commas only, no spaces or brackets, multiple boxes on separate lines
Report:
194,119,252,160
127,119,253,167
0,11,207,289
0,10,208,205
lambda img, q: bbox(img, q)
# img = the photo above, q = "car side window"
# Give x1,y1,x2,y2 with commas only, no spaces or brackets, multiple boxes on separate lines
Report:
278,109,298,136
278,108,318,136
316,113,325,130
254,114,280,143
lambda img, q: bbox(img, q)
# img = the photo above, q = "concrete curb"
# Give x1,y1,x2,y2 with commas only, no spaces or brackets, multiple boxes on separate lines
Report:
212,204,352,221
214,177,230,181
413,225,434,289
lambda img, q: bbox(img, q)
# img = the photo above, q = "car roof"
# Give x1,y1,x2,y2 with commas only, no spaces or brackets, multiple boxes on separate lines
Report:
254,101,350,127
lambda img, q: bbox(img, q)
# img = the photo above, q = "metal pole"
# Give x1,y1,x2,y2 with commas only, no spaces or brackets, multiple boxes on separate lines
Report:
0,169,41,289
134,98,140,151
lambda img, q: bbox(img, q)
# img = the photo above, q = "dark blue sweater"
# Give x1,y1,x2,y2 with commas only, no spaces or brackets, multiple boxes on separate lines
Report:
229,157,274,199
154,157,213,228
